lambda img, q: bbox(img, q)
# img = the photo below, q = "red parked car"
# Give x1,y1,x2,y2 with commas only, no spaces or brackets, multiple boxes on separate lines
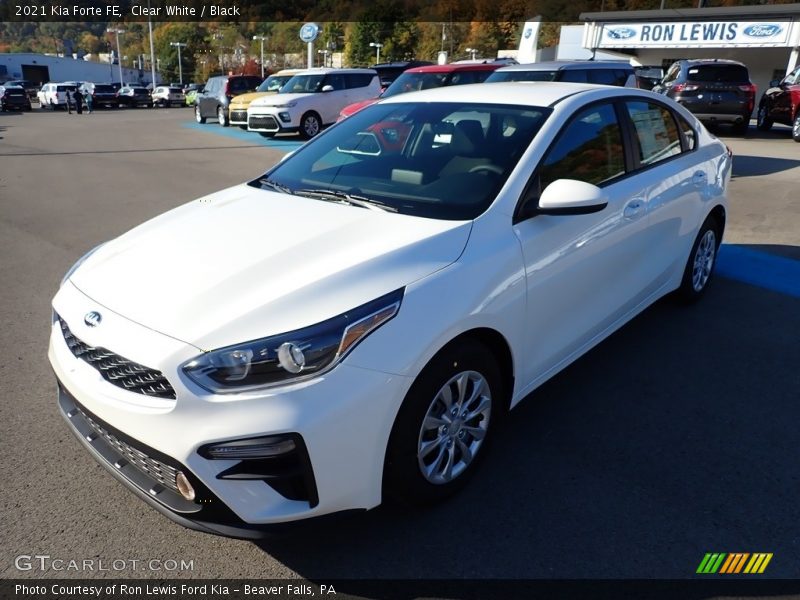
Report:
757,65,800,142
337,62,502,121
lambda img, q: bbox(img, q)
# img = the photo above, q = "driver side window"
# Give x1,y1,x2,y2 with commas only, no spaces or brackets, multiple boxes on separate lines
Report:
538,103,626,191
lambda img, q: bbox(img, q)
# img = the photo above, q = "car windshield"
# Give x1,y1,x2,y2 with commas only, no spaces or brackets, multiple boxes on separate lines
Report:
486,70,560,83
279,74,325,94
382,72,449,98
254,101,551,220
258,75,292,93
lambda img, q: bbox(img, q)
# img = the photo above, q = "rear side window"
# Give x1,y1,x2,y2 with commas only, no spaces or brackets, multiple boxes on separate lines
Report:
687,64,749,83
539,102,625,188
588,69,618,85
625,101,682,166
450,70,494,85
345,74,374,89
559,69,589,83
675,112,696,151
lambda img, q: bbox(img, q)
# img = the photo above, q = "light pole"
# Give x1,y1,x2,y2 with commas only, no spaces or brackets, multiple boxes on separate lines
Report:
253,35,268,78
213,33,225,75
369,42,383,64
465,47,478,60
170,42,187,85
107,28,125,86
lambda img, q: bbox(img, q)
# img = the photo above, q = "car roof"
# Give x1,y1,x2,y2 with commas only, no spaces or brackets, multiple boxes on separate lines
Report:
677,58,747,67
293,68,377,75
405,63,501,74
380,81,638,107
273,69,303,76
498,60,633,72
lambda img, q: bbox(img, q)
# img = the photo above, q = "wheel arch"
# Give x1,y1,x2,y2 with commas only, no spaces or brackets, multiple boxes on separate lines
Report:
708,204,726,245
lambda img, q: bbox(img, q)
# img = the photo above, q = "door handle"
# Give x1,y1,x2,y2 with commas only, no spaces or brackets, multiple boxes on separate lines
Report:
623,199,645,220
692,171,707,186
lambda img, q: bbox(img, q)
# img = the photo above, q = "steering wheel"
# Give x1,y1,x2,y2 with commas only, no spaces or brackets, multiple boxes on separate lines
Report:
469,164,504,175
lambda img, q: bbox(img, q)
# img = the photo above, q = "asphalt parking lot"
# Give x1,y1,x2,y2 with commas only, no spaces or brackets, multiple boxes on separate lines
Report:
0,107,798,585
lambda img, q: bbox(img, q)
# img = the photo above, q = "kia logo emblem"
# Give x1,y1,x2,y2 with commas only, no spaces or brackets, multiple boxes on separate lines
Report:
84,311,102,327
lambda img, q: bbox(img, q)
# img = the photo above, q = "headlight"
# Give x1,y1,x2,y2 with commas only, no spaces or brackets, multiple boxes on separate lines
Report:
271,101,297,108
60,243,106,287
182,288,403,393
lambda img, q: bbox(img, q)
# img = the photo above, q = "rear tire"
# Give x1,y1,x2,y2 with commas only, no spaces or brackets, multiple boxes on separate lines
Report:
195,105,206,124
731,120,748,136
218,106,229,127
673,215,721,303
792,112,800,143
756,104,773,131
383,340,503,506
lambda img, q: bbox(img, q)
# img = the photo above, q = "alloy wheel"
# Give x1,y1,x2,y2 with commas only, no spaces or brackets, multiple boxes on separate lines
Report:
692,229,716,292
417,370,491,485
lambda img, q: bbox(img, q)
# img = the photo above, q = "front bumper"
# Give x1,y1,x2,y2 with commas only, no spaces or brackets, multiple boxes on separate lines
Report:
49,282,411,532
247,108,299,133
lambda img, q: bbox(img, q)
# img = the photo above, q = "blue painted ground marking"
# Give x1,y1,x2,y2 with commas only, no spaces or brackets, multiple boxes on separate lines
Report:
717,245,800,299
183,120,304,152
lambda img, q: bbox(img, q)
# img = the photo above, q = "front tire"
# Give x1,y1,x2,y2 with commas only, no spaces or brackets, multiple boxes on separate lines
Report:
674,215,721,303
383,340,502,506
299,111,322,139
195,105,206,124
218,106,229,127
756,104,773,131
792,112,800,143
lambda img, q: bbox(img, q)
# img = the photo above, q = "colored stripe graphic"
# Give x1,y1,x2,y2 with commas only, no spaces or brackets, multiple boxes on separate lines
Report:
699,553,773,575
697,553,727,574
744,553,773,574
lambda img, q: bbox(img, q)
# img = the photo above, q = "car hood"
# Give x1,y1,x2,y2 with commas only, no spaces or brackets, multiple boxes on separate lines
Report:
230,91,275,106
341,97,379,117
70,185,471,351
250,92,314,107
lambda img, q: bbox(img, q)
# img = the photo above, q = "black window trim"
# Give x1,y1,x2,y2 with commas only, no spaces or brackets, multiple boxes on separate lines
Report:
513,97,632,224
513,95,699,224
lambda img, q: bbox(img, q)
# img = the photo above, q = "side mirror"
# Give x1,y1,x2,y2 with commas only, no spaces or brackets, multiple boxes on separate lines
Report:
537,179,608,215
321,85,334,92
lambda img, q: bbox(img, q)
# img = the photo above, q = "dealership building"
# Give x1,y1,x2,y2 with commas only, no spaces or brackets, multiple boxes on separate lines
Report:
580,3,800,97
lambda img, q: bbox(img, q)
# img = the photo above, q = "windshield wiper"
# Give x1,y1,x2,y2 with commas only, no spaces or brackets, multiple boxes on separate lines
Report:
295,189,397,212
257,177,294,195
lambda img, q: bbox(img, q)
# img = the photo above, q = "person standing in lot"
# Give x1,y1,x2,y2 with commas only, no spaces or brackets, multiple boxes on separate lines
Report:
85,89,93,114
74,87,84,115
66,89,73,114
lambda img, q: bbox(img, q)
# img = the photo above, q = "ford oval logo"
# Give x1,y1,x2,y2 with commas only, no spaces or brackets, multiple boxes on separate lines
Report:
743,24,782,38
524,28,533,39
84,311,102,327
607,27,637,40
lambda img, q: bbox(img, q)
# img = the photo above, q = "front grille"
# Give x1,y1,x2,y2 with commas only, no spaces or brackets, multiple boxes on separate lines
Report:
248,115,279,131
76,404,181,494
230,110,247,122
58,316,176,399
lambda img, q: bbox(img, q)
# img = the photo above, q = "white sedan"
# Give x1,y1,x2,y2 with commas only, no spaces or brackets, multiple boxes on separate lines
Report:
49,82,730,537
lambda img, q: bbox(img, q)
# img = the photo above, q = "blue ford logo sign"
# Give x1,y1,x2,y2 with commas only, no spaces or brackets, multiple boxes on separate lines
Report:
524,28,532,39
84,311,102,327
607,27,637,40
299,23,319,43
743,24,782,38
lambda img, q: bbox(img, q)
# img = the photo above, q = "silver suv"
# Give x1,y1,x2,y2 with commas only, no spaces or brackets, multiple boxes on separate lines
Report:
486,60,636,87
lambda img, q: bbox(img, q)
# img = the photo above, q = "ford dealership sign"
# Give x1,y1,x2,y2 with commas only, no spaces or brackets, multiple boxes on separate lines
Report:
598,20,791,48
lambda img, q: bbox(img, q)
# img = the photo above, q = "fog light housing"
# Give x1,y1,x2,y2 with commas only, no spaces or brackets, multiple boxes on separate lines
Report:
175,471,196,501
279,112,291,123
201,435,297,460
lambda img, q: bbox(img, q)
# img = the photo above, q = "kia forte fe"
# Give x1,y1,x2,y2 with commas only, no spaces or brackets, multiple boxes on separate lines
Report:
49,83,731,537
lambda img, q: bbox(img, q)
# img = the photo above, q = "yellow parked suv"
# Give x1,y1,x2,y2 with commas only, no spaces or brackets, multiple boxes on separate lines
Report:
228,69,301,129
